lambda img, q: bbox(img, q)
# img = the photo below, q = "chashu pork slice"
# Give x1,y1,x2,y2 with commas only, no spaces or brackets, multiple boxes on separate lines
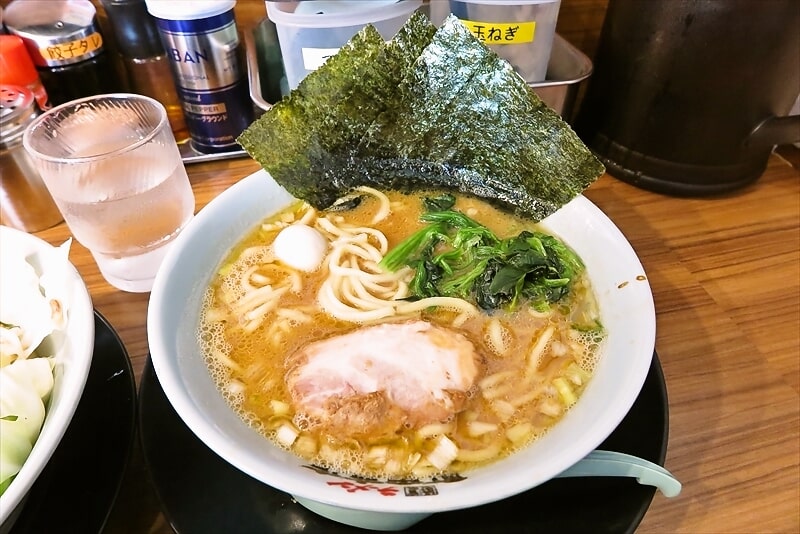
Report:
286,320,481,439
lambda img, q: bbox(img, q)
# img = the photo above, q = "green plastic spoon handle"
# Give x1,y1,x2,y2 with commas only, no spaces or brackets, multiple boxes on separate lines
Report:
555,449,682,498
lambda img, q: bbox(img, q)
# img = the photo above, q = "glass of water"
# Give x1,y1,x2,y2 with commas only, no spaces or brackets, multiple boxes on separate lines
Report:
23,93,195,292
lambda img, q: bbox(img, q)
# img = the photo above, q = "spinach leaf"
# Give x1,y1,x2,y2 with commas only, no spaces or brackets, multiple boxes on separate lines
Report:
381,207,585,312
422,193,456,212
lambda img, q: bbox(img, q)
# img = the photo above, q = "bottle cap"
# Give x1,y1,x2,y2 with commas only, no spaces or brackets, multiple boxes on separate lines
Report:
0,35,39,86
0,35,50,110
0,84,38,149
101,0,164,59
144,0,236,21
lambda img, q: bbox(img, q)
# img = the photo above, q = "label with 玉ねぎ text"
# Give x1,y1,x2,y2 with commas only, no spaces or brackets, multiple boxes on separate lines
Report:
460,20,536,44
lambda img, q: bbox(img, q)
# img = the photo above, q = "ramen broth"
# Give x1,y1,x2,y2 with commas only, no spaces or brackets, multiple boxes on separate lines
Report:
198,190,603,481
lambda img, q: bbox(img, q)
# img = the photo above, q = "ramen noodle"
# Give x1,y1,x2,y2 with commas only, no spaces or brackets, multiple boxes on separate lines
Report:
198,189,604,481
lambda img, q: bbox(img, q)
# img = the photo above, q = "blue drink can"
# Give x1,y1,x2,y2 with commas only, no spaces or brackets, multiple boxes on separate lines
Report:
145,0,254,153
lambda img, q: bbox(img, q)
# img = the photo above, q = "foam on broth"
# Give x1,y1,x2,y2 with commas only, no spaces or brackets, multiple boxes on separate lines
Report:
197,190,604,481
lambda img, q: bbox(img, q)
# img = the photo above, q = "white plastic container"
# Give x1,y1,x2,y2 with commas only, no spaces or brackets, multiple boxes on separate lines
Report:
432,0,562,82
266,0,423,89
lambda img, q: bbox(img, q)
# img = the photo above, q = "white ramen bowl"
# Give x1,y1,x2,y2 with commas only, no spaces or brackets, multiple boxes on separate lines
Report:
148,170,655,531
0,226,95,532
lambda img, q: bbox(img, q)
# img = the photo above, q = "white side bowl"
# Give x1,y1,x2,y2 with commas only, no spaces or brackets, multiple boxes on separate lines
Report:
0,226,95,531
148,170,655,531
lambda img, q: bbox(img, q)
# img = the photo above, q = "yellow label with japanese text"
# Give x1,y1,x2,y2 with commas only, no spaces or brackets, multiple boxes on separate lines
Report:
38,32,104,63
461,20,536,44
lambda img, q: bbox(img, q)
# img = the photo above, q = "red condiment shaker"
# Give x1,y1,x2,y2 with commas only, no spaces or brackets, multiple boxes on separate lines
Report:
0,35,50,110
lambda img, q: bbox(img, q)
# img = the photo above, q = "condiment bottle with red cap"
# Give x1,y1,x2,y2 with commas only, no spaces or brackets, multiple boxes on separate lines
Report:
0,35,50,110
3,0,123,106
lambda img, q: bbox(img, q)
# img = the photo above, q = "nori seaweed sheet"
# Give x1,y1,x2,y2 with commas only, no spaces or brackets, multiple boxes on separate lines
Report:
236,25,387,203
237,12,604,221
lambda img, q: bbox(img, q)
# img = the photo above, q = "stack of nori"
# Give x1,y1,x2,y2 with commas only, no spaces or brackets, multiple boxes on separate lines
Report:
237,12,604,222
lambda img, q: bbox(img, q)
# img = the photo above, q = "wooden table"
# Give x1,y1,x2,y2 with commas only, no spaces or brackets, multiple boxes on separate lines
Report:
30,152,799,533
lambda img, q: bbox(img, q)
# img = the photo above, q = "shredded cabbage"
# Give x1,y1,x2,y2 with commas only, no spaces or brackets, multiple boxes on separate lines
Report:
0,358,54,492
0,238,71,495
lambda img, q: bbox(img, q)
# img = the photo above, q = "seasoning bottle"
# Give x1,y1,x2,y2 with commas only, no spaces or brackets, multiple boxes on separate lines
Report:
100,0,188,142
0,35,50,110
144,0,254,154
0,85,63,232
2,0,123,106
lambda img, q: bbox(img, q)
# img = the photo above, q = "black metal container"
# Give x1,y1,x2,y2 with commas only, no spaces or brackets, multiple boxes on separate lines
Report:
575,0,800,196
3,0,123,106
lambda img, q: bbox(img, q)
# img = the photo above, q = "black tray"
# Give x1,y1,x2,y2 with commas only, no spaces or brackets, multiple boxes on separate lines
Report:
139,352,668,533
9,311,137,534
